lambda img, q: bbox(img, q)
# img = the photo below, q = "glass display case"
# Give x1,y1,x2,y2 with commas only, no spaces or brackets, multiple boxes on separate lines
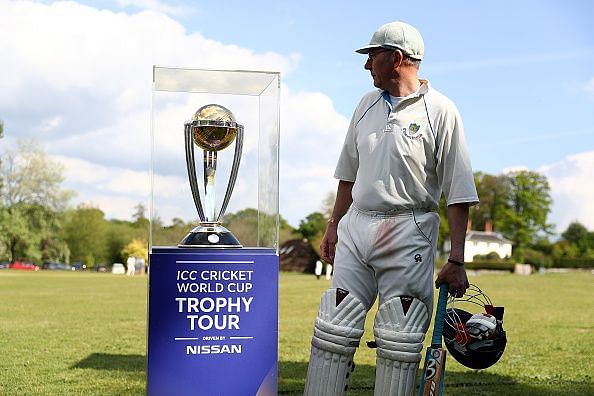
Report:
147,67,281,395
150,67,280,250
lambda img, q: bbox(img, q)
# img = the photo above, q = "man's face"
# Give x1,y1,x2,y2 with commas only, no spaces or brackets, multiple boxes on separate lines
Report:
364,48,395,89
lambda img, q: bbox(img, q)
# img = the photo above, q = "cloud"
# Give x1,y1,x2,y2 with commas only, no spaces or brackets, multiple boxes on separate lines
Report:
538,151,594,233
115,0,191,16
501,165,529,174
0,1,347,227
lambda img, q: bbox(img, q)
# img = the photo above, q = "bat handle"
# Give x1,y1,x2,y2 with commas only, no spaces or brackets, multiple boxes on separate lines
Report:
431,283,449,347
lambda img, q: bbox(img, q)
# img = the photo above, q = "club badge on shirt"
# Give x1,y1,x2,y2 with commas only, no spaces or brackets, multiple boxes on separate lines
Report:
402,123,423,140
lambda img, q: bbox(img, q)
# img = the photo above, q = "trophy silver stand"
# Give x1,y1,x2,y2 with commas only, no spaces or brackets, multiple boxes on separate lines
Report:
178,104,244,248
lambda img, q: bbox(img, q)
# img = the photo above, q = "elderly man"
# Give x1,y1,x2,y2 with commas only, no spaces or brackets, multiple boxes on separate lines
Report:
304,21,478,396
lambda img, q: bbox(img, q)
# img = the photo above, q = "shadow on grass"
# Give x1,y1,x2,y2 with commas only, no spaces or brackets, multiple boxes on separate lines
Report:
278,361,594,395
71,353,146,372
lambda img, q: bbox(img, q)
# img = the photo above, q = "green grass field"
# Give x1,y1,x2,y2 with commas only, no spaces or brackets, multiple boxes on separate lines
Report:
0,270,592,395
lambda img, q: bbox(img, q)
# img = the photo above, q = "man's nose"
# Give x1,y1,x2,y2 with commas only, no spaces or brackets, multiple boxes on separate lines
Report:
364,58,372,70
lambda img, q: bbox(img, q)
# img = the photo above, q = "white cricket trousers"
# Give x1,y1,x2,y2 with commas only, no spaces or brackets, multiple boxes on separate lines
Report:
332,205,440,314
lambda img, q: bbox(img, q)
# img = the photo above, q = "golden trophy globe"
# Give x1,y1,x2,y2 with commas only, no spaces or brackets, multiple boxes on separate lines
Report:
179,104,243,248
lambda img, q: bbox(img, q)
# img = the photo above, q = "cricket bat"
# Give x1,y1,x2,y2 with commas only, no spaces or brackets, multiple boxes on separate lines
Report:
418,283,449,396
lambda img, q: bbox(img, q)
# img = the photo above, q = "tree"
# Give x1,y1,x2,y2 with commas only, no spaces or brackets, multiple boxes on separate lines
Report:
222,208,259,246
296,212,328,257
1,140,73,210
470,172,509,231
133,202,150,235
218,208,296,248
121,238,148,262
63,204,107,266
0,140,74,261
552,240,580,259
105,219,143,264
561,222,592,257
298,212,327,239
150,216,191,247
498,170,553,262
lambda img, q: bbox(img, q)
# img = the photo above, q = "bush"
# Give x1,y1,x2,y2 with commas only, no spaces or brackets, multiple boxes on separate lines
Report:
464,260,515,272
437,259,515,272
523,248,553,269
486,251,501,260
473,251,502,261
552,257,594,269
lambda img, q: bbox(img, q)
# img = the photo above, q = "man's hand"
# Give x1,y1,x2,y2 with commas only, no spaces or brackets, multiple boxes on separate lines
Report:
320,180,353,264
435,261,469,297
441,202,470,297
320,224,338,264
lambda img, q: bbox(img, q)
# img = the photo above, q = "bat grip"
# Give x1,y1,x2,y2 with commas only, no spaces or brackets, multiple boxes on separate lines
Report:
431,283,449,347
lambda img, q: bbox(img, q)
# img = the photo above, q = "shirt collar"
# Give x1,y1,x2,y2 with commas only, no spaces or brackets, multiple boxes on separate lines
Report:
381,79,430,109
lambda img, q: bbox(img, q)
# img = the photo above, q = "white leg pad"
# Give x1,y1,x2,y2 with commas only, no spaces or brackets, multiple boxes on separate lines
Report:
373,297,429,396
304,289,367,396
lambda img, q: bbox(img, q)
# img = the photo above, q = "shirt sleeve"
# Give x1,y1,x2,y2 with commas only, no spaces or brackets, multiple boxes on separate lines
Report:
333,105,360,182
436,104,479,206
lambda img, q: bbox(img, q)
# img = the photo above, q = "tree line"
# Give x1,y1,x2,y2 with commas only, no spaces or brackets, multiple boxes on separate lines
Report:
0,139,147,266
296,171,594,266
1,132,592,268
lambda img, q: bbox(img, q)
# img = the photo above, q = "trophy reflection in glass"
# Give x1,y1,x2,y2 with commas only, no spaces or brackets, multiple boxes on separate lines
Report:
179,104,243,248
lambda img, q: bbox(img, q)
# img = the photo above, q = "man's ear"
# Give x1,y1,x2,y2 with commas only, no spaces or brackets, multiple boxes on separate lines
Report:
393,50,405,69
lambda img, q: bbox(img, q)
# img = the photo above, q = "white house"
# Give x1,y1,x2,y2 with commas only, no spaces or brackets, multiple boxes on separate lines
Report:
463,231,513,262
444,220,513,262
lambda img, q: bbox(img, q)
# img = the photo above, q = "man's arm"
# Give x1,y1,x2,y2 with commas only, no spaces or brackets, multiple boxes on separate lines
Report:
320,180,354,263
435,202,470,297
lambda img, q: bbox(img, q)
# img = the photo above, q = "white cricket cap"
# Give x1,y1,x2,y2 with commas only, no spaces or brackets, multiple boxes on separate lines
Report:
355,21,424,60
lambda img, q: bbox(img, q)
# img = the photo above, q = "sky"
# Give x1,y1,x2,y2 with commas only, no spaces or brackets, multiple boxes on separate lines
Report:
0,0,593,234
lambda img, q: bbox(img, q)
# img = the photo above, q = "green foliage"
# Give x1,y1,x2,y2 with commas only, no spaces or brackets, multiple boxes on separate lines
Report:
561,221,592,256
469,170,553,262
121,239,148,262
1,140,74,210
0,140,74,261
63,204,108,266
223,208,259,246
470,172,509,231
463,260,515,271
523,247,553,268
552,257,594,268
222,208,295,248
552,239,580,259
105,219,142,263
562,221,589,244
151,216,193,247
472,251,502,261
499,170,553,262
465,170,556,262
151,208,294,248
132,202,149,240
297,212,326,239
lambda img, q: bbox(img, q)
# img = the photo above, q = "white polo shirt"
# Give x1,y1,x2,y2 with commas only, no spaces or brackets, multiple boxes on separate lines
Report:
334,80,479,212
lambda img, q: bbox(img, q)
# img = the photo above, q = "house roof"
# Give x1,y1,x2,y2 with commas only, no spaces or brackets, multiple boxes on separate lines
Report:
466,231,512,244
